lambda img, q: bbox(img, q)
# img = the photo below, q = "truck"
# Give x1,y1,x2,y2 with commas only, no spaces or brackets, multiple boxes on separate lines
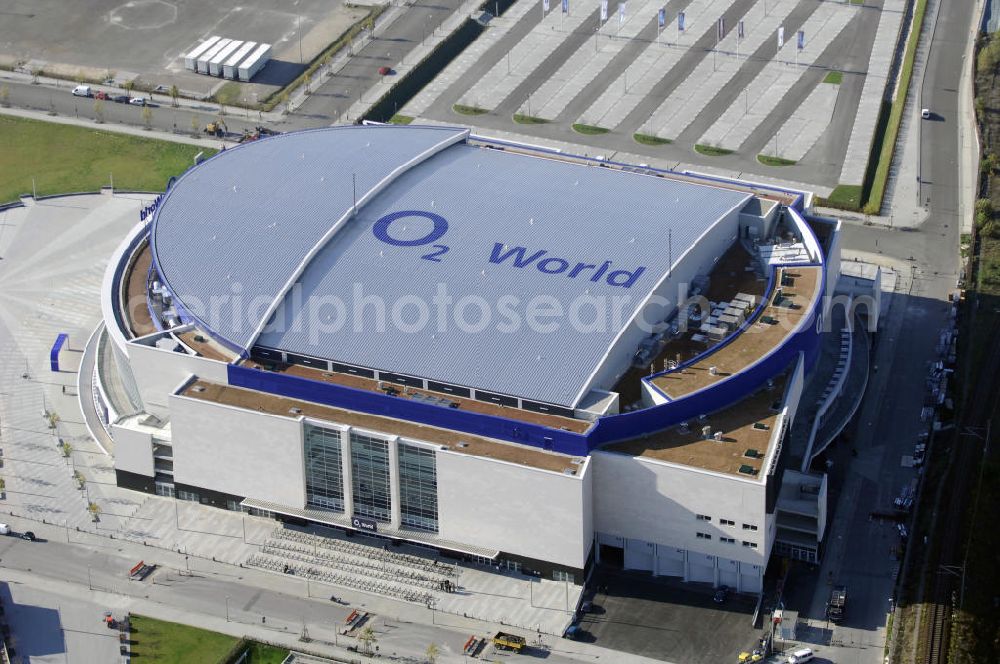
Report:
492,631,526,652
827,585,846,622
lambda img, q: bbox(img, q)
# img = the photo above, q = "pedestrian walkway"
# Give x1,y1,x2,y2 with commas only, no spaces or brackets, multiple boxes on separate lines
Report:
838,0,906,185
767,79,840,161
458,0,601,111
644,0,799,140
404,0,538,118
697,0,854,150
532,0,662,121
578,0,739,129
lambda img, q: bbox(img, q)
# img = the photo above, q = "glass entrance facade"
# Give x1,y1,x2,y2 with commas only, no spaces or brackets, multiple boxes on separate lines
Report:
350,432,392,522
398,442,438,532
304,424,345,512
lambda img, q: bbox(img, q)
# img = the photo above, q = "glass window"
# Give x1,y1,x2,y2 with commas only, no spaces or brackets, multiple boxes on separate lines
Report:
397,442,438,532
304,424,345,512
351,432,392,522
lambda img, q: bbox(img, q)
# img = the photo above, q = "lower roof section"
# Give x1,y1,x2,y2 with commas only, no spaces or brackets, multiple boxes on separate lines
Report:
179,378,583,475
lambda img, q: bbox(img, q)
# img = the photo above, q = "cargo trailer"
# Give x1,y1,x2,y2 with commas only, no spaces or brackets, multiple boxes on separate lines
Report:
197,38,232,74
209,40,243,76
223,41,257,80
237,43,271,81
184,36,221,71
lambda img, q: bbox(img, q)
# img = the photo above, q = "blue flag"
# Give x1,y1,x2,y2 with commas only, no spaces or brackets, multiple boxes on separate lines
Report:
562,0,568,13
678,11,685,31
738,20,744,39
797,30,805,50
658,7,665,27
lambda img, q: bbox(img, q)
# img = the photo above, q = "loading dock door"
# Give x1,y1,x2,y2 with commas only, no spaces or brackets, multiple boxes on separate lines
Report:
718,558,739,588
599,544,624,568
688,553,716,583
623,539,654,572
656,547,685,577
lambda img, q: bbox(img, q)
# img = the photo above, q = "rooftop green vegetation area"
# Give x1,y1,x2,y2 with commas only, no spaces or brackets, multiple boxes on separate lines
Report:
0,115,214,204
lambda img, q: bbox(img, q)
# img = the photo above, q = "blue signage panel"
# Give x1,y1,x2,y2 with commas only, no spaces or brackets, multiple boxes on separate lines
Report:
351,516,378,533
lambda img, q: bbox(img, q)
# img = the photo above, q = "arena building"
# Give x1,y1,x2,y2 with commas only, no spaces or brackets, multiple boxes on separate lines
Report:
97,124,842,593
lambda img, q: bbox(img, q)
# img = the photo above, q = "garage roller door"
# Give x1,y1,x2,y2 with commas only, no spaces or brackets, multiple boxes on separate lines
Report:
688,553,715,583
624,539,654,571
656,547,685,577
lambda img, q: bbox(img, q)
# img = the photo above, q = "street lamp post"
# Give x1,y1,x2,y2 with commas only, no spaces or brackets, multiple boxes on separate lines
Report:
226,595,231,622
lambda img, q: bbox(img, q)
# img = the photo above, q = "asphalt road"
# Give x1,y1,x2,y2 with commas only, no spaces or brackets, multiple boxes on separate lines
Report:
782,0,974,660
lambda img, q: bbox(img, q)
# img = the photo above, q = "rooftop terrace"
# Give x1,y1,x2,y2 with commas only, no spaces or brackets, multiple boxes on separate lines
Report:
179,379,583,475
607,370,790,477
123,240,156,338
650,265,820,400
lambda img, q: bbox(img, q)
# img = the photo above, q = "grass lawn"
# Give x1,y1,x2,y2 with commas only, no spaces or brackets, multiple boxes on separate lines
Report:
247,642,290,664
389,114,414,124
572,123,609,135
757,154,797,167
823,71,843,84
512,113,549,124
0,115,213,204
694,144,733,156
452,104,488,115
821,184,864,210
129,615,238,664
634,133,671,146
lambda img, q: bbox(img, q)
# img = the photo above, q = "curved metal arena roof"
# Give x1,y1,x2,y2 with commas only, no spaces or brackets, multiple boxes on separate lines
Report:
151,125,751,407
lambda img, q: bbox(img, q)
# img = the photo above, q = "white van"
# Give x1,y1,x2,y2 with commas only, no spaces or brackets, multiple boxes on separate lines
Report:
787,648,814,664
72,85,92,97
0,523,9,535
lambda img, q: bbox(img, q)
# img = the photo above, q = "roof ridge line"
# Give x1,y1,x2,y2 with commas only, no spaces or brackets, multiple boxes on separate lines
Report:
242,126,471,354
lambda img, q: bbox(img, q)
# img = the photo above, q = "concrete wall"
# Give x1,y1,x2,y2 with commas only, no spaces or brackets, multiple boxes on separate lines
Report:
169,393,306,507
591,451,767,568
127,340,229,419
111,422,155,477
436,450,591,570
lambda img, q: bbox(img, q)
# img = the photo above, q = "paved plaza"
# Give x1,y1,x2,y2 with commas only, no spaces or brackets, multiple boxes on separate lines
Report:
404,0,907,187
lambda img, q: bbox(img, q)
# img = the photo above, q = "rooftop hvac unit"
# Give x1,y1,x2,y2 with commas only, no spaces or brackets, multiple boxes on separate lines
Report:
766,378,775,390
288,407,302,415
709,366,718,376
679,421,690,432
698,413,708,421
702,425,712,439
713,431,723,442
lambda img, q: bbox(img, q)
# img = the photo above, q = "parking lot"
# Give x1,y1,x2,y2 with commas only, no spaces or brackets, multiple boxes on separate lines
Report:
577,568,763,663
0,0,365,97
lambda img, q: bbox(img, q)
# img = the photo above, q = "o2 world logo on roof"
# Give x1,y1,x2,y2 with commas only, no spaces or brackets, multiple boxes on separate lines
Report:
372,210,647,289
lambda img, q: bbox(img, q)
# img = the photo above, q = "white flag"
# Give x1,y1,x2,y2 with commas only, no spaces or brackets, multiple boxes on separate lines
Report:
777,26,785,48
543,0,550,12
618,2,626,25
600,0,608,20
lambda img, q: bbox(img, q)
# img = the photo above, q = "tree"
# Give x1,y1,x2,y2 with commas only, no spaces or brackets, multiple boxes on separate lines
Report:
30,67,42,84
304,71,312,94
279,90,290,114
60,441,72,458
169,84,179,107
93,98,105,123
425,642,439,664
0,84,9,107
191,114,201,136
219,100,227,116
357,626,377,656
124,79,134,98
88,501,101,521
47,411,60,429
141,105,153,130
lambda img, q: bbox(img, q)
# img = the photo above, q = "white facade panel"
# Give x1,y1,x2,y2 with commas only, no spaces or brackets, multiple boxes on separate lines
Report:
125,339,229,419
591,451,768,568
436,451,590,570
169,393,306,507
111,423,155,476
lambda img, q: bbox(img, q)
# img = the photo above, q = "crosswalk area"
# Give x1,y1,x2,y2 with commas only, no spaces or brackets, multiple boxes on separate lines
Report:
406,0,904,174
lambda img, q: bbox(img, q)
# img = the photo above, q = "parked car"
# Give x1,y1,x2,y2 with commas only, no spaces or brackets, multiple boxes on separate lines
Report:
111,94,130,104
713,585,730,604
0,523,9,535
921,108,931,119
378,66,392,76
21,531,35,542
72,85,92,97
94,90,108,100
130,97,155,107
787,647,815,663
